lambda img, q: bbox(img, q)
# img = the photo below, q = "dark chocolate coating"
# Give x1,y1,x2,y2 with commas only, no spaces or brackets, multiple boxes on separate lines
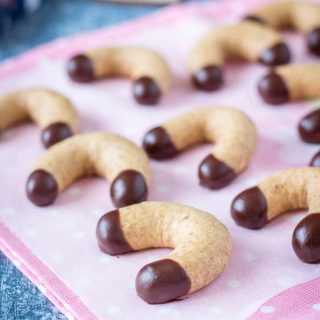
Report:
132,77,161,105
192,65,223,92
259,43,291,67
96,209,133,255
231,186,268,229
142,127,178,160
26,170,58,207
110,170,148,208
198,154,237,190
258,72,289,105
67,54,94,83
292,213,320,263
136,259,191,304
306,27,320,56
310,150,320,167
41,122,73,149
298,109,320,144
243,15,266,25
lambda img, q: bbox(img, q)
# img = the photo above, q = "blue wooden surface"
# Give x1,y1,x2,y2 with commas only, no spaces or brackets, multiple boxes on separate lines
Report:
0,0,202,318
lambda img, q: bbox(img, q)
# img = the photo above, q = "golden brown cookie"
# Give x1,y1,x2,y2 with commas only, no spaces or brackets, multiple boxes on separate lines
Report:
96,201,232,304
26,132,151,207
231,167,320,263
188,21,290,91
142,107,258,189
258,63,320,105
0,88,78,148
245,1,320,56
67,47,172,105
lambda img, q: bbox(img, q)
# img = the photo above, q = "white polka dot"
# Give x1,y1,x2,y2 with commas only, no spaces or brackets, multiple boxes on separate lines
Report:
286,214,304,223
98,255,113,265
312,267,320,276
72,231,85,239
227,279,241,288
52,253,63,262
157,306,174,314
277,277,293,287
0,166,14,175
124,127,139,136
157,185,169,194
209,306,223,314
129,280,135,290
0,207,15,216
173,165,187,174
313,303,320,311
243,178,257,187
22,148,34,156
92,208,106,218
77,278,91,287
105,306,121,315
68,187,81,196
261,227,275,237
47,210,59,218
147,254,160,261
26,229,38,238
266,129,292,144
278,144,306,165
260,306,275,314
243,252,256,262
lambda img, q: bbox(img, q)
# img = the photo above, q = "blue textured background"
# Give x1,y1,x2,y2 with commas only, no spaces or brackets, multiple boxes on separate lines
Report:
0,252,67,319
1,0,163,60
0,0,204,319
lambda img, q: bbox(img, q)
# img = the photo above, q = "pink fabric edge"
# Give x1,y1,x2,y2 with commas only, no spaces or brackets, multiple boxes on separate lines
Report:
0,222,98,320
247,277,320,320
0,0,281,319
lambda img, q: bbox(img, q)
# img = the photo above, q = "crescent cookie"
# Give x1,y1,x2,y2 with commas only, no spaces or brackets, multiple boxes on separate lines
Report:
142,107,258,189
188,21,290,91
258,63,320,105
231,167,320,263
96,201,232,304
245,1,320,56
0,88,78,148
67,47,172,105
26,132,151,208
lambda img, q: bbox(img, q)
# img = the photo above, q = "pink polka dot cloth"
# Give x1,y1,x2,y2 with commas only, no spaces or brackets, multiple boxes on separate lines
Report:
1,0,320,319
